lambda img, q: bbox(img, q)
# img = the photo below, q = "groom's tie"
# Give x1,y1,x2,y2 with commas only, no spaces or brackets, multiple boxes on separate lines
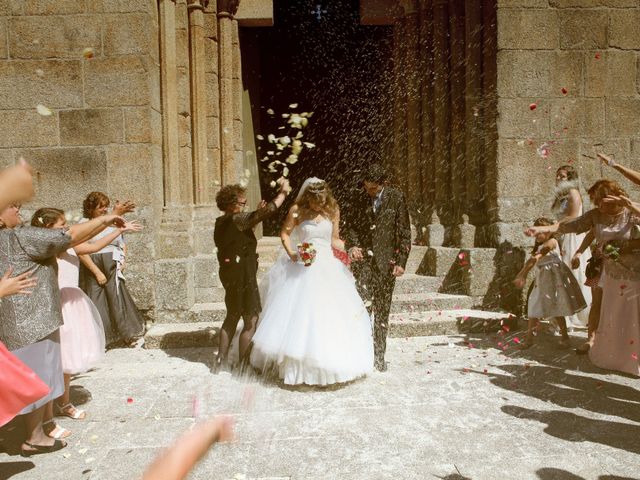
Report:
373,192,382,214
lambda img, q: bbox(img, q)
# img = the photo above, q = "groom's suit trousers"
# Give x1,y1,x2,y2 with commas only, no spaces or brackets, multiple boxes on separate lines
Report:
353,261,396,362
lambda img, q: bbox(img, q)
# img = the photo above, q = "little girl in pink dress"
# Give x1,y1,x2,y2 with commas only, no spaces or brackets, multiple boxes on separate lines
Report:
31,208,142,422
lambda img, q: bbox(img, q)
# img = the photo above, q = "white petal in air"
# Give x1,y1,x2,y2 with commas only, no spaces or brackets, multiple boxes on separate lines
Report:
36,104,52,116
266,108,274,115
283,167,289,177
303,142,315,149
289,103,299,109
256,134,264,140
267,134,276,143
286,154,298,164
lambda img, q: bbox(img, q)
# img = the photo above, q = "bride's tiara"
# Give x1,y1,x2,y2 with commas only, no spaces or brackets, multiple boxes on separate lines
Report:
306,182,327,194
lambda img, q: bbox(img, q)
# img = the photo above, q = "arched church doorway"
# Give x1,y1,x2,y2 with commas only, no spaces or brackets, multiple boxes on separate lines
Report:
240,0,394,235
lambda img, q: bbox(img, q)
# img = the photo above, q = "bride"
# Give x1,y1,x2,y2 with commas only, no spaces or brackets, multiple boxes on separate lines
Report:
250,177,374,386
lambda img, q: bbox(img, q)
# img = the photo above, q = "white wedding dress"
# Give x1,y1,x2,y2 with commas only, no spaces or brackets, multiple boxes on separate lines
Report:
250,217,374,386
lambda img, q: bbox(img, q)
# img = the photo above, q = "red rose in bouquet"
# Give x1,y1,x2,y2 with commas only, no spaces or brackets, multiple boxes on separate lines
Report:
297,242,317,267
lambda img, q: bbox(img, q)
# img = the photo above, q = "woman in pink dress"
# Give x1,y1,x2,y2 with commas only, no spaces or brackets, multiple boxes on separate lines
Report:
527,179,640,376
32,208,142,422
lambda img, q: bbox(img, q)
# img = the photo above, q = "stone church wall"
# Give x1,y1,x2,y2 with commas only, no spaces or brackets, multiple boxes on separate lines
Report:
495,0,640,245
0,0,163,316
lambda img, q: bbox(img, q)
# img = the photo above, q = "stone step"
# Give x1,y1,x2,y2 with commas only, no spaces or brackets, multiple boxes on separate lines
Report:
389,292,474,313
388,309,515,337
144,308,515,349
144,322,221,349
164,291,475,325
393,273,443,294
405,245,429,274
196,272,445,304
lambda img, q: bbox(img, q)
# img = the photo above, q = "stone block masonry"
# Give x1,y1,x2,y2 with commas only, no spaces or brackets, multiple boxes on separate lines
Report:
495,0,640,246
0,4,163,316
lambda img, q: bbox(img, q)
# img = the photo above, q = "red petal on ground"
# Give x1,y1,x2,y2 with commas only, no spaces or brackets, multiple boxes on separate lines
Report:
529,103,537,111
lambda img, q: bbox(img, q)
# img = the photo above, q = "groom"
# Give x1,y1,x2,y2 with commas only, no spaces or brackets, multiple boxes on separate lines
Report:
344,163,411,371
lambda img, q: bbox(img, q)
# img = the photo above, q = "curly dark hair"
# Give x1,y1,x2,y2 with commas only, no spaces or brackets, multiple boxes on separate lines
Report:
83,191,110,219
31,208,65,228
216,184,246,212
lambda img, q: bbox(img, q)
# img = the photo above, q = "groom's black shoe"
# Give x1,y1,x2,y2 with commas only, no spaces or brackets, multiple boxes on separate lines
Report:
374,359,388,372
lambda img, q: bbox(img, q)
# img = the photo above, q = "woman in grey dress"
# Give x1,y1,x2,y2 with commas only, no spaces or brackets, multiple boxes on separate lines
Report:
78,192,144,348
0,203,125,456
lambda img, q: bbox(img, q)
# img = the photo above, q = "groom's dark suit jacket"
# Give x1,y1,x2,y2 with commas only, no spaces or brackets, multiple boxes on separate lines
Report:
344,186,411,275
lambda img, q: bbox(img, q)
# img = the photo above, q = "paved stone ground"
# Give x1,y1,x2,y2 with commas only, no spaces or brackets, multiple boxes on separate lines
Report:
1,332,639,480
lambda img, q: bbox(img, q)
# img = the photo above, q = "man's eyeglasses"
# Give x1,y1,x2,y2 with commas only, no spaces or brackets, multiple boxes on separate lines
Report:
236,201,247,206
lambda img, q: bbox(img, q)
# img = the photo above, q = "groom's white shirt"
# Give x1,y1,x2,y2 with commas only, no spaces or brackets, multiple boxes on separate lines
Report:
372,188,384,214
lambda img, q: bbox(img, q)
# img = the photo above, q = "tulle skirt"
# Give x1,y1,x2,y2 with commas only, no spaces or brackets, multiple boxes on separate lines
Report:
0,341,50,427
250,246,374,386
59,287,106,374
560,232,592,328
528,255,587,319
589,273,640,376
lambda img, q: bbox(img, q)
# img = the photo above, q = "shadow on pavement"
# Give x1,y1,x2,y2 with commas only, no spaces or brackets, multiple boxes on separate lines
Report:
484,363,640,423
504,405,640,456
537,469,639,480
0,461,35,480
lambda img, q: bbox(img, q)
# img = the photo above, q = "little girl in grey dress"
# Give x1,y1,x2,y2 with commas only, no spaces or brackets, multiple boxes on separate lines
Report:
514,217,587,349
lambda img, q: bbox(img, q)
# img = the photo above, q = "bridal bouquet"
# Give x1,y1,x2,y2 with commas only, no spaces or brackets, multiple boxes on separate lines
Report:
297,242,317,267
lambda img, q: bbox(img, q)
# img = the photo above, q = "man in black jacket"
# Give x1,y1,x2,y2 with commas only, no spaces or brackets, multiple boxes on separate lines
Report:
344,164,411,371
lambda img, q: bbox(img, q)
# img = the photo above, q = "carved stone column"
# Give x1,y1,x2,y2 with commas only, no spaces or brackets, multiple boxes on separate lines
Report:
217,0,240,185
391,10,408,193
418,0,435,232
449,0,465,237
159,0,181,206
464,0,484,228
432,0,452,230
188,0,212,203
404,1,422,222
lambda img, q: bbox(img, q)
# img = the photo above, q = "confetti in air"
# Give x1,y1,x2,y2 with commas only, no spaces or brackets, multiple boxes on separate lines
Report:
36,104,52,116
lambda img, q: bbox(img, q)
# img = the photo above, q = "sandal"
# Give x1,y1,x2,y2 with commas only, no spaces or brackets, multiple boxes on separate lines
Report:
43,420,72,439
55,402,86,420
21,439,66,457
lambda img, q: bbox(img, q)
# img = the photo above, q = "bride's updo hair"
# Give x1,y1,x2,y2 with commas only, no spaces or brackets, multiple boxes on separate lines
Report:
295,181,338,220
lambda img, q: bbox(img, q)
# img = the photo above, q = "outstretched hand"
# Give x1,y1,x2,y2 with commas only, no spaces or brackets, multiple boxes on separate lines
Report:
122,220,144,233
601,195,633,209
597,153,614,166
103,215,127,229
0,159,34,210
112,200,136,216
523,227,538,237
143,416,235,480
